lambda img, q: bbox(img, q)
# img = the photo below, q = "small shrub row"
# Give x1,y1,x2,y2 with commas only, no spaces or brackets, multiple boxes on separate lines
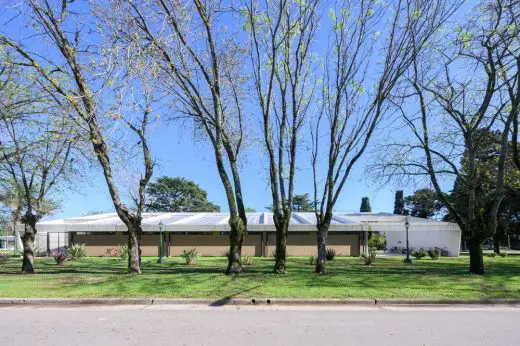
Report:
389,246,449,257
411,247,450,260
49,243,88,265
487,251,508,257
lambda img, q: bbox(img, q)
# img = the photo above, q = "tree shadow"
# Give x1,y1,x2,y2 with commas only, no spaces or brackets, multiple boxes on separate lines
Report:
209,284,264,307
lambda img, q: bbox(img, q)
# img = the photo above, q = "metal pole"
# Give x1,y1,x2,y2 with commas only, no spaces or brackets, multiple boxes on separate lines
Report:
157,221,165,264
404,215,412,264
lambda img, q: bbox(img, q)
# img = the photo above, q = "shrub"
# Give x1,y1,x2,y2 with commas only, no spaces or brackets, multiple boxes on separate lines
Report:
66,243,87,261
309,256,317,265
243,256,253,265
326,248,336,261
51,250,66,265
360,248,377,265
388,246,399,254
427,247,441,260
181,248,198,265
499,251,508,257
440,248,449,257
368,234,387,250
412,248,426,260
117,244,128,260
105,248,119,257
487,252,497,258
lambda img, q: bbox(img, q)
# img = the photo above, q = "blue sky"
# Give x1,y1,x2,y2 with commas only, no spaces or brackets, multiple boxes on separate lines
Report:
1,1,471,220
56,120,403,218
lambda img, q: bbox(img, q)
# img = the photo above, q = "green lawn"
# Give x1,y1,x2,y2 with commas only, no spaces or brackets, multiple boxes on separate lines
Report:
0,256,519,300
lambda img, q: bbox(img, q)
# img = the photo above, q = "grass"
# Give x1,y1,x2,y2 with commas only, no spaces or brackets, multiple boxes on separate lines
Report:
0,256,519,300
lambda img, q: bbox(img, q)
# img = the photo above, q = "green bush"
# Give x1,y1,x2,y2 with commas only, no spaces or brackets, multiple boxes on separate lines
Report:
427,247,441,260
181,248,198,265
499,251,508,257
368,234,387,250
487,252,497,258
326,248,337,261
309,256,317,265
412,248,426,260
66,243,87,261
360,248,377,265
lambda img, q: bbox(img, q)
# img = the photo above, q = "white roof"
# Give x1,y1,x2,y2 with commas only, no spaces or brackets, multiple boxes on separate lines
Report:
19,212,460,233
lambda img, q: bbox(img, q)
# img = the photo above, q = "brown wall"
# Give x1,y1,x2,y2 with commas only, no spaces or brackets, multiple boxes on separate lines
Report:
266,232,360,256
73,232,359,257
169,234,262,256
73,234,161,256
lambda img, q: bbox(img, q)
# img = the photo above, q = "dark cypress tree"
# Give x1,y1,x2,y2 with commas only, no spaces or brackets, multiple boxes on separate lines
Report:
360,197,372,212
393,190,405,215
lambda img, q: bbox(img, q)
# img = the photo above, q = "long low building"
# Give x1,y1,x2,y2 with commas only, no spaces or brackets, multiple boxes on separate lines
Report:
15,212,462,257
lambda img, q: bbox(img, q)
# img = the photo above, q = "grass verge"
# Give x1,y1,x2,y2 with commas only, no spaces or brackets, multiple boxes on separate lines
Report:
0,256,519,299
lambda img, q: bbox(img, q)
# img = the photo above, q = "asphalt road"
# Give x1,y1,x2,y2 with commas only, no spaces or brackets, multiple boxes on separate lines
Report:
1,304,519,346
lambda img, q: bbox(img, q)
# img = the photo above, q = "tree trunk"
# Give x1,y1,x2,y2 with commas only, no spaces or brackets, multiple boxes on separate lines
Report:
21,215,37,274
273,216,288,274
468,236,484,275
137,224,143,266
315,223,329,275
21,231,35,274
493,232,500,255
226,215,246,275
126,221,141,274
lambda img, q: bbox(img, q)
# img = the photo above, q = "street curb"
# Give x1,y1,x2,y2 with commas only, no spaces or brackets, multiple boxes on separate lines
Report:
1,298,520,306
374,298,520,305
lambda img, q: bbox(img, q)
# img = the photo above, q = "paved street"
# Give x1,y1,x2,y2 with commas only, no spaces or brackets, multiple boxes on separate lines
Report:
1,304,519,345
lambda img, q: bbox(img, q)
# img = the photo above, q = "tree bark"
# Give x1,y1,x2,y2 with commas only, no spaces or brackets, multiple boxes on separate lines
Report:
315,222,329,275
226,215,246,275
493,232,500,255
468,236,484,275
126,218,141,274
273,214,289,274
21,213,38,274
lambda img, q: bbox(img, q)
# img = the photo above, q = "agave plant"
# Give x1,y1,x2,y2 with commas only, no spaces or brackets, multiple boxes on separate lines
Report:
360,249,377,266
181,248,198,265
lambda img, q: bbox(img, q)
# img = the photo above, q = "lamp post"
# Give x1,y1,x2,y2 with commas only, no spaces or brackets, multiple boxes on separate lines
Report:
404,215,412,264
157,221,165,264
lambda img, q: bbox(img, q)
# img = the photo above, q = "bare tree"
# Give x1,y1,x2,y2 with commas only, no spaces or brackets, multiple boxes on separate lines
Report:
244,0,319,273
310,0,460,274
0,0,157,273
119,0,249,274
0,59,82,273
370,0,518,274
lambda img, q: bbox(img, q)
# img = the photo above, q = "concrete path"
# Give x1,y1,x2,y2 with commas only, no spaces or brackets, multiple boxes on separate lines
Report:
1,304,519,345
